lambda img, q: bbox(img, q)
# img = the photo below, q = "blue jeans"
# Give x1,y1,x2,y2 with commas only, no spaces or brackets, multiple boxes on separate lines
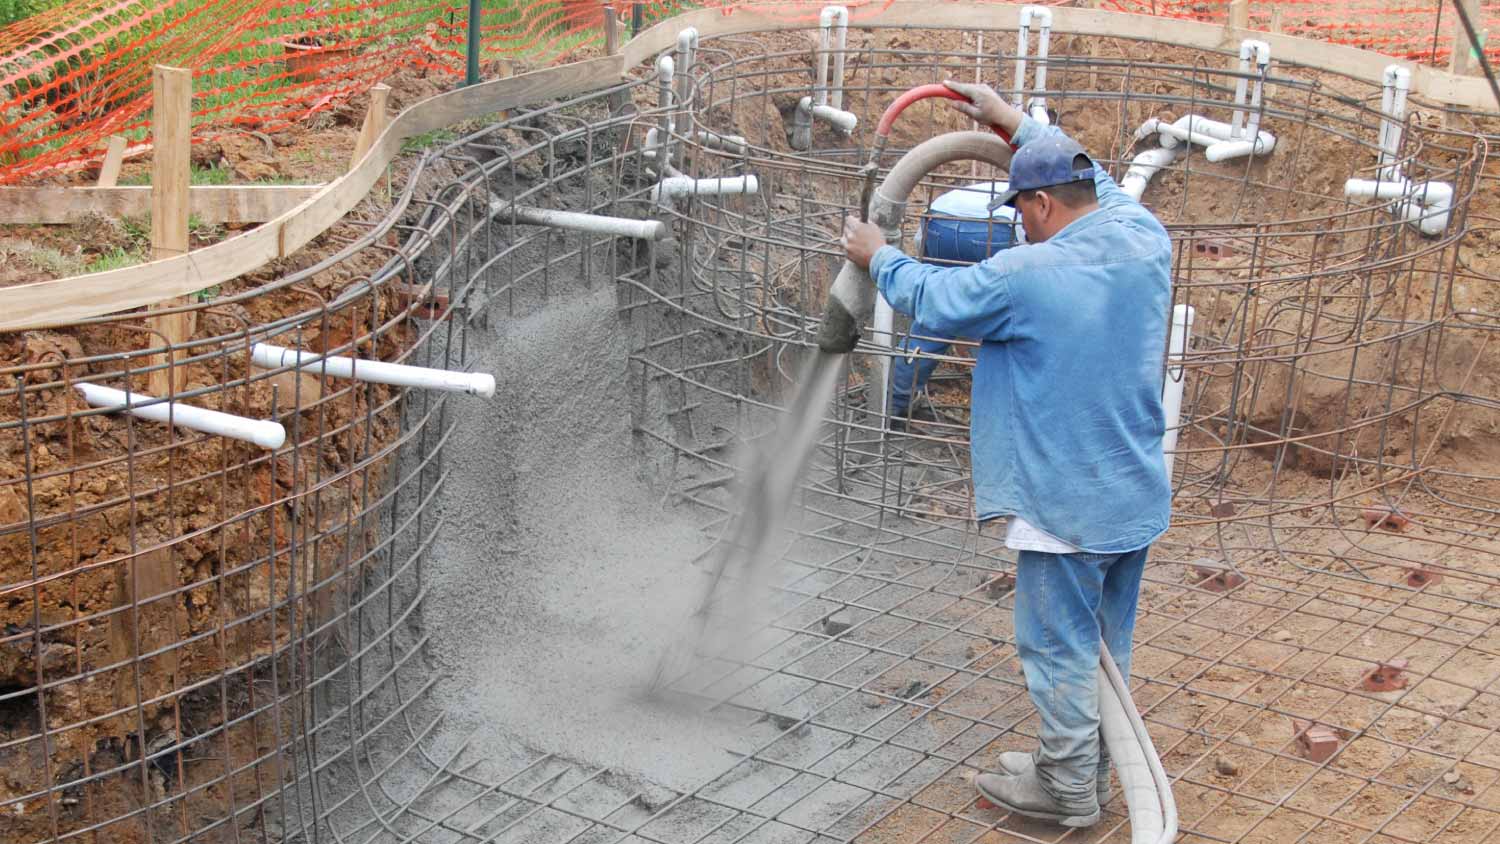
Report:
889,321,954,416
1014,545,1148,810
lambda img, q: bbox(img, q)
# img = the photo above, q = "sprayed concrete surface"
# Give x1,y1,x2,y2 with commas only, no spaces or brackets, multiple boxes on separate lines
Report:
425,283,762,791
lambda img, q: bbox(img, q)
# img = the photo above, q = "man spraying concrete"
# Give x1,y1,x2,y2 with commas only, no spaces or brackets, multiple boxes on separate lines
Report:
841,81,1172,828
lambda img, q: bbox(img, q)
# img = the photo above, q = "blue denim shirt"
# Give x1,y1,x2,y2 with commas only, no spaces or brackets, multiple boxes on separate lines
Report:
869,116,1172,553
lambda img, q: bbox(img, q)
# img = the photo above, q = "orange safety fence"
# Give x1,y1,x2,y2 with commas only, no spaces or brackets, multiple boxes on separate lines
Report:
0,0,1495,185
0,0,674,183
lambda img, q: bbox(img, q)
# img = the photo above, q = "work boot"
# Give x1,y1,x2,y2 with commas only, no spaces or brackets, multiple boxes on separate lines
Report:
974,769,1101,828
997,751,1113,806
887,402,942,433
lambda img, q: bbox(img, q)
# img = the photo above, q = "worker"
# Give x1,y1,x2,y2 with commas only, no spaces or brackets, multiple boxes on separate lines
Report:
890,182,1022,427
841,80,1172,828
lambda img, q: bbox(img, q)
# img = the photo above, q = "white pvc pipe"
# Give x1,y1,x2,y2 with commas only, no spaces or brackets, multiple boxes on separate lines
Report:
489,201,666,240
676,28,699,139
1231,39,1270,140
1378,65,1411,179
251,343,496,398
1012,6,1052,120
872,294,894,419
1161,304,1195,480
696,129,748,154
1345,177,1453,235
1013,6,1031,107
646,127,748,157
675,27,698,72
1143,115,1275,159
1242,41,1271,141
655,54,675,172
1121,146,1179,201
1204,139,1261,163
75,383,286,450
1031,7,1052,122
650,174,759,202
817,6,849,111
813,103,858,134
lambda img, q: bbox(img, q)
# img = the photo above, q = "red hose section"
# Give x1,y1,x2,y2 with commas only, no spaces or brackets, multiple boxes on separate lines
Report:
873,84,1015,148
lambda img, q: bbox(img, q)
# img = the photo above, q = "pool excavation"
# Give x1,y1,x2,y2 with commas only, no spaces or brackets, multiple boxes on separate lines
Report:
3,5,1500,844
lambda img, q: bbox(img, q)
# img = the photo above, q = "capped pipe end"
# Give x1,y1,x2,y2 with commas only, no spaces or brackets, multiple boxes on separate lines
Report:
251,422,288,450
469,373,497,398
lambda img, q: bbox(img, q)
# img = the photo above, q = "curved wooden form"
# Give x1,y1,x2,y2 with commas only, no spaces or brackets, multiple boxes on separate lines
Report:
1,1,1491,332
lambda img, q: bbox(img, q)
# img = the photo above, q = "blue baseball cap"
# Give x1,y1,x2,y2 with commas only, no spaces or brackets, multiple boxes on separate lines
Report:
988,134,1096,210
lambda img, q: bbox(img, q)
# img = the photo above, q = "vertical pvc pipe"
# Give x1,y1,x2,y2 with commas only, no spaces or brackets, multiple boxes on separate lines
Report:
1161,304,1195,481
1032,15,1050,116
1378,65,1410,180
830,6,849,111
656,54,674,172
1013,7,1031,108
1245,42,1270,141
872,294,894,420
465,0,481,87
676,28,698,143
816,9,833,107
1231,42,1252,139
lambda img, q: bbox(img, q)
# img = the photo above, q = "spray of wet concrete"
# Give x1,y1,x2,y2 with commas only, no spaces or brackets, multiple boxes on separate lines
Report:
424,281,770,791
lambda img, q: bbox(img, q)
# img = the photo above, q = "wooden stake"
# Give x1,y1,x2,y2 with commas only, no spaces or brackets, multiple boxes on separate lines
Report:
109,548,181,714
1227,0,1249,37
146,65,195,397
603,4,625,113
1450,0,1482,77
350,83,391,169
97,135,126,187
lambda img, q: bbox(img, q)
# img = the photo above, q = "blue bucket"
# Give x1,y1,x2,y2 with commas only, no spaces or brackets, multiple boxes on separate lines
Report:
917,180,1021,266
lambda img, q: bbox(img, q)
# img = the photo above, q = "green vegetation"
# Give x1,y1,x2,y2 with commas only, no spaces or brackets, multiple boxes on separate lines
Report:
2,0,608,171
83,247,143,274
6,241,80,277
400,127,459,153
0,0,65,27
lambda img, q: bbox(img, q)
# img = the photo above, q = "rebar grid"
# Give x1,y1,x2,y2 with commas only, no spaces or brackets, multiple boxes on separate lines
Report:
1,19,1497,844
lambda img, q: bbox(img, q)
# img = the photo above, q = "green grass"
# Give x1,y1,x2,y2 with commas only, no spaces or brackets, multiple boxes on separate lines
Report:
117,161,313,186
0,0,65,27
119,162,232,186
401,128,460,153
83,247,144,274
4,0,612,172
120,215,150,245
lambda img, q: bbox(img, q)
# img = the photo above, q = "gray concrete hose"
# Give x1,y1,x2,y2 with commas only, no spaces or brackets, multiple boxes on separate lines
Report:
816,130,1014,353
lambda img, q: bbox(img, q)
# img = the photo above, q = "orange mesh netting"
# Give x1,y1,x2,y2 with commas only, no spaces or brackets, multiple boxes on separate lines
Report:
0,0,1494,185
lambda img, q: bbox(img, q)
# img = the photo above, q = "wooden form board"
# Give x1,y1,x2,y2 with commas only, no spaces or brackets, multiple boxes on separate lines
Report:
0,185,324,224
623,2,1498,110
1,2,1494,332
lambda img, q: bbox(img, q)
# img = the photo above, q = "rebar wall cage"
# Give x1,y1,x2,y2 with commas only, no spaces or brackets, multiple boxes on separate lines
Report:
3,10,1500,844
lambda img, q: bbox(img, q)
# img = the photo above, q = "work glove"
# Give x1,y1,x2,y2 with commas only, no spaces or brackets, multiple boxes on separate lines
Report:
943,80,1024,133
